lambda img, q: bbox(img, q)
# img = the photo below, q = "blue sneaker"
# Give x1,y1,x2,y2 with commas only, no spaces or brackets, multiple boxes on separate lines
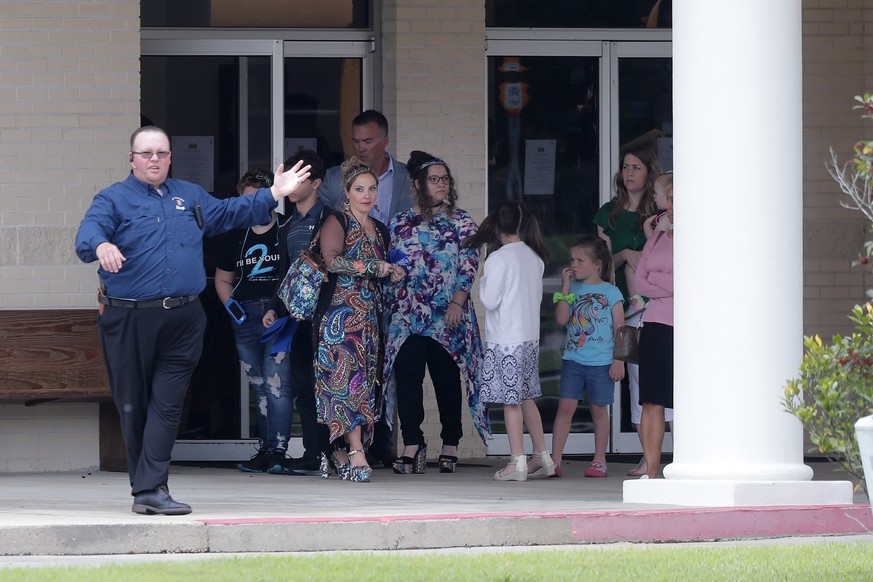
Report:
236,449,270,473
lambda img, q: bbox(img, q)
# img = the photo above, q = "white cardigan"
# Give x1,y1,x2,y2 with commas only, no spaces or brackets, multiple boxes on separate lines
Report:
478,241,544,345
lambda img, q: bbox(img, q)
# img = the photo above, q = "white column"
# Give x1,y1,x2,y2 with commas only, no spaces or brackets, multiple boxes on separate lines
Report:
623,0,852,506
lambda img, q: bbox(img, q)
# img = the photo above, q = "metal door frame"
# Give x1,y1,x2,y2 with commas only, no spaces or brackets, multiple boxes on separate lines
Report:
485,31,672,456
141,33,375,461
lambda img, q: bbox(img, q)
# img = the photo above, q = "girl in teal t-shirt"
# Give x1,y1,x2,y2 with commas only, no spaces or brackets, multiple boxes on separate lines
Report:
551,236,625,478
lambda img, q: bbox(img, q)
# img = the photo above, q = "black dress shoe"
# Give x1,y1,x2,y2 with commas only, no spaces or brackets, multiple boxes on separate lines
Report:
132,485,192,515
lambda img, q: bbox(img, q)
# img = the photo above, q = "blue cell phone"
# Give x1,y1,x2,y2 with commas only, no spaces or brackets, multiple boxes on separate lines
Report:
224,297,247,325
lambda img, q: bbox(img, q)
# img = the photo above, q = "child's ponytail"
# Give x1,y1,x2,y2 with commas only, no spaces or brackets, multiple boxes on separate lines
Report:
462,200,550,262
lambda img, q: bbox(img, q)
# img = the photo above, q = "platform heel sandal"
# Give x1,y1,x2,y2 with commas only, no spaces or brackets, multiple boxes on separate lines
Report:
438,455,458,473
348,449,372,482
527,450,556,479
392,444,427,474
494,454,528,482
330,445,351,481
319,452,331,479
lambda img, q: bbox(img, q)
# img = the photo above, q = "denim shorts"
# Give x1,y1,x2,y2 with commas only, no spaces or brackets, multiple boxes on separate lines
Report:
558,360,615,406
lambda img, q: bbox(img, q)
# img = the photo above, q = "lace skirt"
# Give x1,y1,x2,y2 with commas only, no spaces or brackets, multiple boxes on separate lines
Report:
479,340,541,405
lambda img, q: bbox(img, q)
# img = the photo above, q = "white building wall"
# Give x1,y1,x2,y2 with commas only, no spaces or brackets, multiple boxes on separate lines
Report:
0,404,99,472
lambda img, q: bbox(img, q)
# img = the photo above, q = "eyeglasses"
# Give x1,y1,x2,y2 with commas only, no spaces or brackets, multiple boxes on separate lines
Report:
426,175,450,185
131,151,171,159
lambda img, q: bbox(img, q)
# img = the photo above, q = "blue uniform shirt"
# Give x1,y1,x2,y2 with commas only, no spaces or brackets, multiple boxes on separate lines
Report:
76,173,278,301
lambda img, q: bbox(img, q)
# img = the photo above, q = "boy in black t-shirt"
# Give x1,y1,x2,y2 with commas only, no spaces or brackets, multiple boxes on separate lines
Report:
214,169,291,474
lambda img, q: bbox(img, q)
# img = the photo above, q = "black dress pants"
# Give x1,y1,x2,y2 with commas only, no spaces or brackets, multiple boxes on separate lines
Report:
290,320,330,458
394,335,463,448
98,301,206,495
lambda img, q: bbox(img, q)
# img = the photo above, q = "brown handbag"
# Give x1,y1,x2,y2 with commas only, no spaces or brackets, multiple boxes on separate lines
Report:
614,324,640,365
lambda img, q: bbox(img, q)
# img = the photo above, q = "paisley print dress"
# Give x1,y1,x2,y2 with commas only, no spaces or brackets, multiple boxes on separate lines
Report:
314,213,389,446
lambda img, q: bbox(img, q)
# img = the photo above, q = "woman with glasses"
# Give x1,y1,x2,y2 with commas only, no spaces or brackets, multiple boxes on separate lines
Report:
383,151,489,474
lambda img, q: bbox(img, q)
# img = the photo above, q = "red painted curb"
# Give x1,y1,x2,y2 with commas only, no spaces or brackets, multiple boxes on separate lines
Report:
571,505,873,542
201,504,873,542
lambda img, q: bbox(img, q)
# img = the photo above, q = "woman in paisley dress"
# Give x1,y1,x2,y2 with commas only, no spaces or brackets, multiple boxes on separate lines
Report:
383,151,489,475
313,158,404,482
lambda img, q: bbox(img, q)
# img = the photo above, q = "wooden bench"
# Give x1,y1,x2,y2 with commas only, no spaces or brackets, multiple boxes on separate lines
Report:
0,309,110,403
0,309,125,470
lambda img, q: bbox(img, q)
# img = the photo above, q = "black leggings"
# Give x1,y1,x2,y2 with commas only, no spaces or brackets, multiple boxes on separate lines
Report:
393,335,463,448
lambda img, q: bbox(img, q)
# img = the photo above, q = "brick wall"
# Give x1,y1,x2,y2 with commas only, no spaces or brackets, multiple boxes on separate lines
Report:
382,0,488,459
802,0,873,334
0,1,139,471
0,0,140,310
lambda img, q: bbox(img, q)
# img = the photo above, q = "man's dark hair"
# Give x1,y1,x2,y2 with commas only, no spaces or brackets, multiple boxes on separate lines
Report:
352,110,389,136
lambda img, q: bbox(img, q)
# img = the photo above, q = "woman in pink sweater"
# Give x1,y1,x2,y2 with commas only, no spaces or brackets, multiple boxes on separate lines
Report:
634,182,674,479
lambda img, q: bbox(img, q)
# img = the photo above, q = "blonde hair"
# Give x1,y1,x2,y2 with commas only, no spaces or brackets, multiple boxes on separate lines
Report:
654,171,673,193
341,157,377,191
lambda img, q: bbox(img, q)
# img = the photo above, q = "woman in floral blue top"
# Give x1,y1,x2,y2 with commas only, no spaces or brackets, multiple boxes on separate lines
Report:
384,151,489,474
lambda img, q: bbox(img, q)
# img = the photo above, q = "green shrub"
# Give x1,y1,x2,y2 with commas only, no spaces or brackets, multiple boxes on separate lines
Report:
783,303,873,490
783,94,873,494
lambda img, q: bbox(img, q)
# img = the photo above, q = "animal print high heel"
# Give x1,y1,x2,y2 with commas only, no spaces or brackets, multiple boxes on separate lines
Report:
319,452,331,479
348,449,372,483
330,445,351,481
438,455,458,473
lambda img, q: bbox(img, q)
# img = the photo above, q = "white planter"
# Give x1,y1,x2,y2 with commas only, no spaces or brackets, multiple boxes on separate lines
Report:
855,414,873,504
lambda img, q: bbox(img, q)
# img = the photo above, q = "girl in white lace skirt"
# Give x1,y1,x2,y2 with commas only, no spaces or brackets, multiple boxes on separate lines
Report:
462,201,555,481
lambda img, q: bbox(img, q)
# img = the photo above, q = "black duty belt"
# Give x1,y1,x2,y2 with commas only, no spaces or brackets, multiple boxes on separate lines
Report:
98,294,200,310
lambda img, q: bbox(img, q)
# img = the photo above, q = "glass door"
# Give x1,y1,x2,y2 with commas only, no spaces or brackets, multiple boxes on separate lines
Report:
486,35,672,456
141,36,373,461
610,41,673,453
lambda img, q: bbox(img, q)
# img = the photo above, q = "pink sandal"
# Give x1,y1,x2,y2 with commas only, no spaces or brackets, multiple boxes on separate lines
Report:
583,460,608,478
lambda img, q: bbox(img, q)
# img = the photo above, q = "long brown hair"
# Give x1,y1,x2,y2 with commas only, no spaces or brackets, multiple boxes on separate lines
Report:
609,145,660,230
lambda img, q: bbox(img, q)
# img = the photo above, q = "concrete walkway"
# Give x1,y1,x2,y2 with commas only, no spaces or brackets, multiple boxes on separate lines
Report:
1,459,870,556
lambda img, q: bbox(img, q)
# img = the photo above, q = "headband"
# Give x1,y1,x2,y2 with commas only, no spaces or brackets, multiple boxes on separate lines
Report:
344,165,375,188
418,158,446,172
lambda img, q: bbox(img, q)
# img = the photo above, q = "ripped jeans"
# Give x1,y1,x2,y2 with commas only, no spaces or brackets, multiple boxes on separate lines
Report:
232,299,293,452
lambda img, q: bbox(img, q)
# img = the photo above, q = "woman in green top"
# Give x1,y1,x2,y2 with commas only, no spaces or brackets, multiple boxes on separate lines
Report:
593,145,660,477
593,146,659,305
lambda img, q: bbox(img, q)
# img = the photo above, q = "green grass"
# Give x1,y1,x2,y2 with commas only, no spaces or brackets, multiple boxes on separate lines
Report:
3,543,872,581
